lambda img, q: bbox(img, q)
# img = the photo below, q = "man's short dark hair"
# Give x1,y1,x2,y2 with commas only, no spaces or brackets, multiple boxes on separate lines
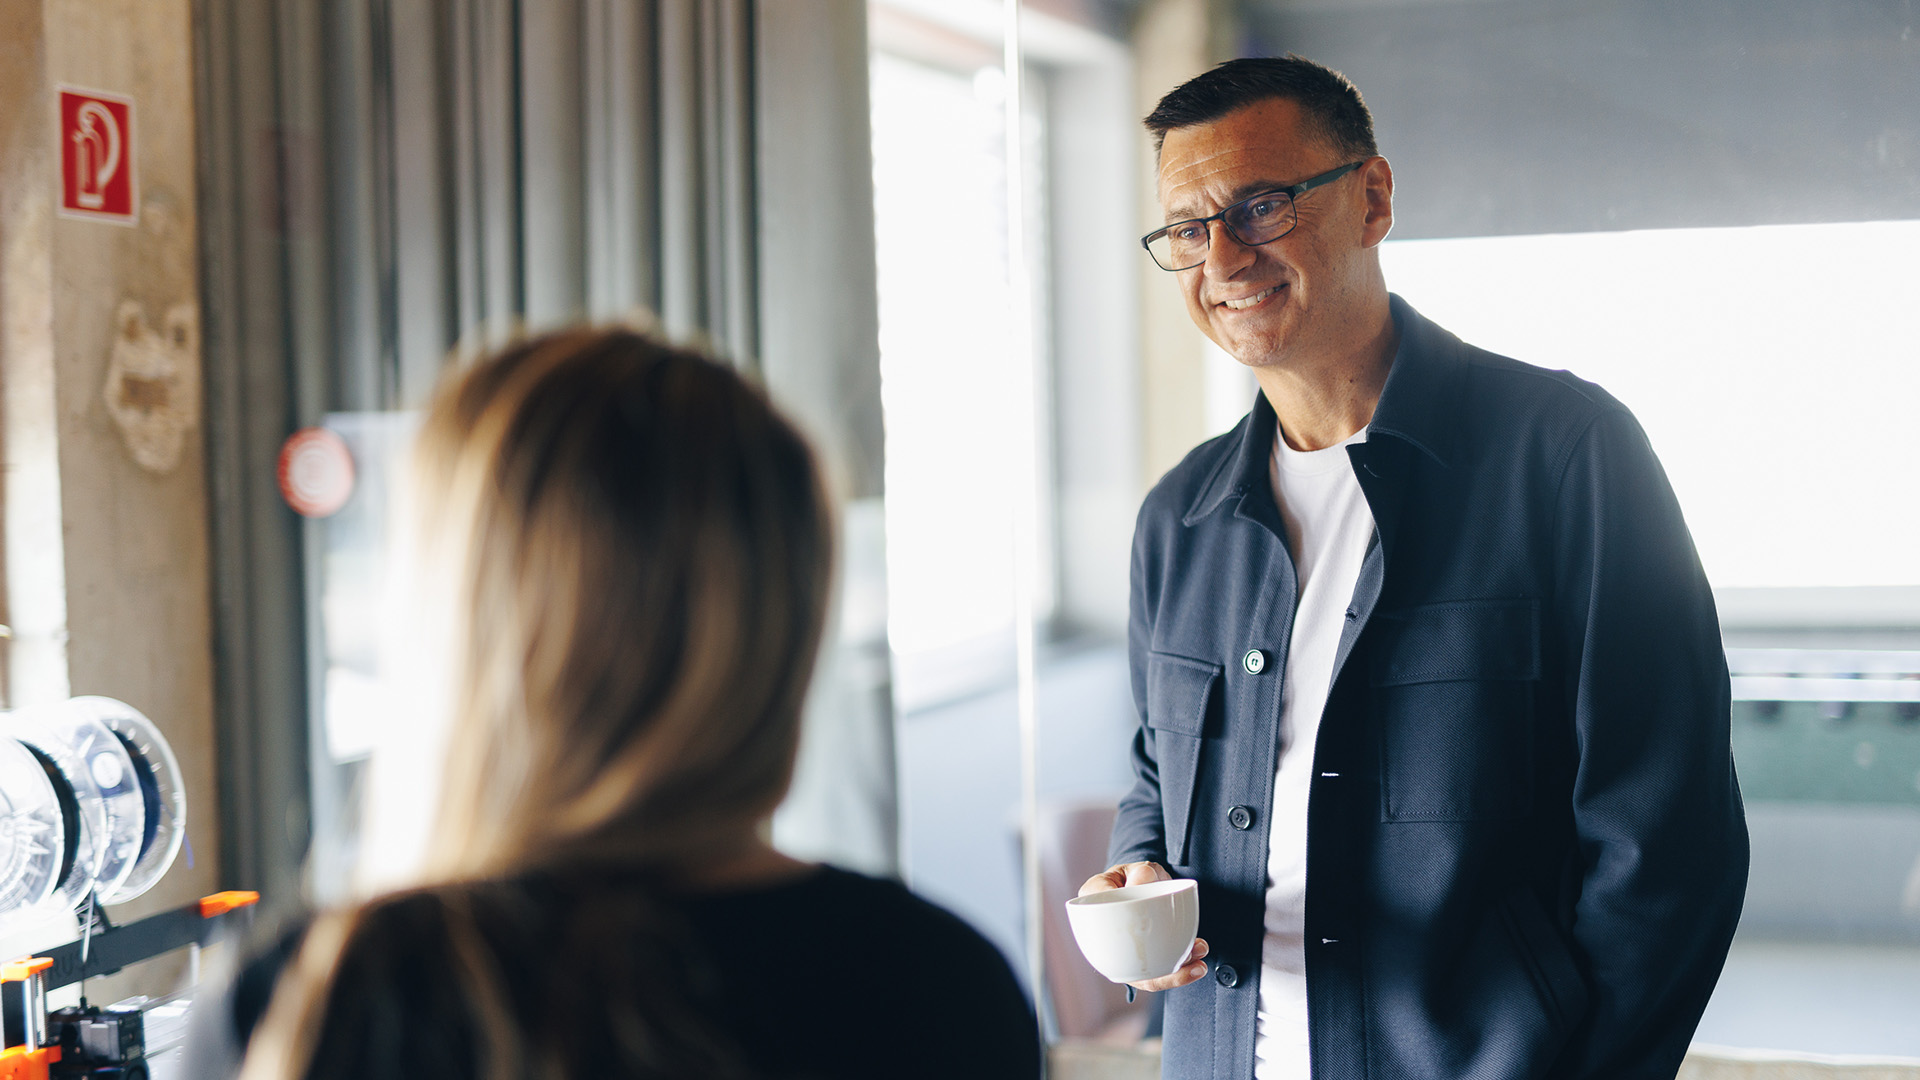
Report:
1145,55,1378,161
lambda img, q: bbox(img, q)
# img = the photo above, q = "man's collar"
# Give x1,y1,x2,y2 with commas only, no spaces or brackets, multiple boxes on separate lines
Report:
1181,294,1464,525
1181,388,1276,525
1366,293,1465,469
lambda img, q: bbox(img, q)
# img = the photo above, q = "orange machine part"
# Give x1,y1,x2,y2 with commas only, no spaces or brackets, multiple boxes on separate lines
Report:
0,1044,59,1080
199,890,261,918
0,958,50,983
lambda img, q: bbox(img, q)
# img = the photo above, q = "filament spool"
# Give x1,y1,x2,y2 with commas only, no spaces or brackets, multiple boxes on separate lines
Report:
0,698,186,931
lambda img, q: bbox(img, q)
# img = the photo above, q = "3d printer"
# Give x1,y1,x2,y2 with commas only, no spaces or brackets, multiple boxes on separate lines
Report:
0,698,255,1080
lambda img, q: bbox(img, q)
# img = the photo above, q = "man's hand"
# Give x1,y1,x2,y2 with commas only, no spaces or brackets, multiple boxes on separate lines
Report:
1077,861,1210,992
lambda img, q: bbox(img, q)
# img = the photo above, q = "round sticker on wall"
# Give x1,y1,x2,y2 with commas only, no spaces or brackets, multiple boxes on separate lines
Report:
278,427,355,518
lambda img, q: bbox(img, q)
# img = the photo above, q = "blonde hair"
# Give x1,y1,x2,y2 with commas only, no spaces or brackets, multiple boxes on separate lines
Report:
242,328,833,1079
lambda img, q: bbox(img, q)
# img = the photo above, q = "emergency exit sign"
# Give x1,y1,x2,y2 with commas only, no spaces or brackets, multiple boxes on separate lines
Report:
58,86,137,224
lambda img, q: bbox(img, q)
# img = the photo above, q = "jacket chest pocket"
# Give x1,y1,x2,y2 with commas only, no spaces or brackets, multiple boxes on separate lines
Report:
1369,599,1539,822
1146,651,1221,866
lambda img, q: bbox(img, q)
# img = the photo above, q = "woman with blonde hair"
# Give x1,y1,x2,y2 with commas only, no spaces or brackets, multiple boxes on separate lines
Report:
205,329,1040,1079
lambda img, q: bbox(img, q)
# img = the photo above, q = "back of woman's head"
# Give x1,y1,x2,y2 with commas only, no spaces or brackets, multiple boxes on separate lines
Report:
412,327,833,878
241,329,829,1080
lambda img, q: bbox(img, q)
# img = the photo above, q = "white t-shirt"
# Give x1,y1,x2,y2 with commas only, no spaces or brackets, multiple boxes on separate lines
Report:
1254,426,1376,1079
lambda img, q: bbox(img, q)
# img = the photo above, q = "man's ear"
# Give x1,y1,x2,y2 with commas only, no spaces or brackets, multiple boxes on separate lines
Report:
1359,156,1395,248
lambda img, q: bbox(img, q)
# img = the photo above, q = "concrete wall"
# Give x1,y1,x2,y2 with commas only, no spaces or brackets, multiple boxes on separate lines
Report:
0,0,219,991
1129,0,1235,488
757,0,901,879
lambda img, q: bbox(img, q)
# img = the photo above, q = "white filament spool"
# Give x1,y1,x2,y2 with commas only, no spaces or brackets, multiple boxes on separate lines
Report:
0,740,67,916
0,698,186,932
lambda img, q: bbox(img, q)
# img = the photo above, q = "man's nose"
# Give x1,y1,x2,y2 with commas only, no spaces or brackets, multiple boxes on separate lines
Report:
1202,219,1255,278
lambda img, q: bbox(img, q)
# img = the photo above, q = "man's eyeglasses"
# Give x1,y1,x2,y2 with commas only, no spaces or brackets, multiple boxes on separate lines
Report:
1141,161,1365,272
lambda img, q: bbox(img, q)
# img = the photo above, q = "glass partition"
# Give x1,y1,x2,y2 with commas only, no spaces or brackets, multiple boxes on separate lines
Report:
880,0,1920,1064
869,0,1150,1048
183,0,1920,1067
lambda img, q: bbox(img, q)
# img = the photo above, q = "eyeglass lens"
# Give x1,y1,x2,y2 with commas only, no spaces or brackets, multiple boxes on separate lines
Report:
1148,191,1298,271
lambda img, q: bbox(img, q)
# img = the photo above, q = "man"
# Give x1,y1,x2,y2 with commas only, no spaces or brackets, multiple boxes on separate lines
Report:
1080,57,1747,1080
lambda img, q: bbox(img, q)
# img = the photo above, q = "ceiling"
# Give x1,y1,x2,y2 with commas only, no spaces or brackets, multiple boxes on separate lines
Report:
1239,0,1920,237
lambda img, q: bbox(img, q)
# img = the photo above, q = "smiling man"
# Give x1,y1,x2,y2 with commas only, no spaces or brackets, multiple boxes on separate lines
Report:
1079,58,1749,1080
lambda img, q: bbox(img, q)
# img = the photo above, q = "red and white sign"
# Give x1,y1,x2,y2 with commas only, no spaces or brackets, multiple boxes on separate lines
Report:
58,86,137,224
278,428,356,518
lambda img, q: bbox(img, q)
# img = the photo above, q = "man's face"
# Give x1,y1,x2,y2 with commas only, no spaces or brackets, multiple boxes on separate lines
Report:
1155,97,1391,370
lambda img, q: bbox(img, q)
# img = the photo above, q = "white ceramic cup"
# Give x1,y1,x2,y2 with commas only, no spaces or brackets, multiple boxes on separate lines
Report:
1064,877,1200,984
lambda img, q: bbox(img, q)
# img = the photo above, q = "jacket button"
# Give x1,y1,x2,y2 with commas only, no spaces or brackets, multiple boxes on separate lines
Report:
1242,649,1266,675
1215,963,1240,988
1228,805,1254,830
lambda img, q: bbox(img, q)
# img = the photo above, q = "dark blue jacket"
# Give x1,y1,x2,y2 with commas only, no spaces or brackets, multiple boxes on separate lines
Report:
1109,296,1748,1080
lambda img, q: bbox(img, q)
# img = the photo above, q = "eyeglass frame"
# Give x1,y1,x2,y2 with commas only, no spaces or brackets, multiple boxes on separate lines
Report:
1140,160,1367,272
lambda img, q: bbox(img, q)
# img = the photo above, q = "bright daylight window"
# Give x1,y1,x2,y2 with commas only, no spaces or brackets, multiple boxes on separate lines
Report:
1382,220,1920,592
870,50,1054,710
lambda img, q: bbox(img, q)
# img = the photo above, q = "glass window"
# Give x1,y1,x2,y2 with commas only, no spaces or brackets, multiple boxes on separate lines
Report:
870,49,1056,710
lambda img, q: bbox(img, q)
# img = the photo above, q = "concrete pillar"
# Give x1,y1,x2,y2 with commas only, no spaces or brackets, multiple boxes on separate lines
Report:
756,0,898,878
0,0,219,987
1131,0,1237,487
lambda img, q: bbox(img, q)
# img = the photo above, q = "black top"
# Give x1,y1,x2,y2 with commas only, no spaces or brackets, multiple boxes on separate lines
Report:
677,866,1041,1079
192,866,1040,1080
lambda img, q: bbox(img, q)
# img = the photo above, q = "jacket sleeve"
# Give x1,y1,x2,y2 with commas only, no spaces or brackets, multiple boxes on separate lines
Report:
1551,406,1749,1079
1107,504,1170,870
